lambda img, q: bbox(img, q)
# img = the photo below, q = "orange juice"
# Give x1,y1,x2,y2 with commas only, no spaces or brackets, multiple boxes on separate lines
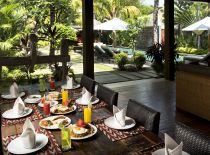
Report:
84,107,91,123
62,90,68,105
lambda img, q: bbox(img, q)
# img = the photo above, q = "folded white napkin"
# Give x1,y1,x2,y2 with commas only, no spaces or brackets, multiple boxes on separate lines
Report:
113,105,126,127
13,97,25,115
66,76,73,89
80,88,91,104
20,119,36,149
165,133,183,155
10,82,19,97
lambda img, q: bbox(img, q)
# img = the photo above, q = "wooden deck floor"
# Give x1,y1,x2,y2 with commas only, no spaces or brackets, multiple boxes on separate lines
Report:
105,78,210,137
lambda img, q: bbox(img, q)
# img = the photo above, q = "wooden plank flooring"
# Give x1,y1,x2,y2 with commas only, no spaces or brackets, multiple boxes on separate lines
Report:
105,78,210,137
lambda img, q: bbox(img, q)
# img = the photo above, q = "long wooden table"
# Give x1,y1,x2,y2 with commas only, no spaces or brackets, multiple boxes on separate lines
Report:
0,88,163,155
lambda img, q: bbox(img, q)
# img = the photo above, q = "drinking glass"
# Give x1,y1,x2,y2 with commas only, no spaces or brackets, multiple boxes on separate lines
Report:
62,90,68,105
49,80,55,90
61,126,71,151
84,107,92,123
43,102,50,116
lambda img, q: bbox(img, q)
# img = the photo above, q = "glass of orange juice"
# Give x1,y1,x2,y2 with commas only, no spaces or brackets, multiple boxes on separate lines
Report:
62,90,68,105
84,107,91,123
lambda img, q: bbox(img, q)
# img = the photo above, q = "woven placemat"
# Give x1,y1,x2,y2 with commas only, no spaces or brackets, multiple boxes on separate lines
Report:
76,101,108,112
1,105,43,127
93,118,144,142
2,128,62,155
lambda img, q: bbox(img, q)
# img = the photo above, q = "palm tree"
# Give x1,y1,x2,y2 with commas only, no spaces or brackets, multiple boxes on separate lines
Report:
153,0,159,44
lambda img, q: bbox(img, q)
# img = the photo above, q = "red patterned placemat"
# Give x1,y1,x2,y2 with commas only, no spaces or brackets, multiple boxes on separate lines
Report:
1,105,43,127
2,128,62,155
76,101,108,112
93,119,144,142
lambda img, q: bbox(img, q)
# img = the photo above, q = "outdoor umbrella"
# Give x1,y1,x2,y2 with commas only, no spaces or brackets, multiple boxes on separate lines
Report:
94,18,128,30
182,16,210,49
94,18,128,47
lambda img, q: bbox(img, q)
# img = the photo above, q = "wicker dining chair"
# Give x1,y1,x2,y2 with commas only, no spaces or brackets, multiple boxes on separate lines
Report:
175,122,210,155
96,84,118,111
80,75,95,95
126,99,160,135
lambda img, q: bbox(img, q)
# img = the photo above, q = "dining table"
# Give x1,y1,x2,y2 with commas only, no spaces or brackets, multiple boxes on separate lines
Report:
0,84,164,155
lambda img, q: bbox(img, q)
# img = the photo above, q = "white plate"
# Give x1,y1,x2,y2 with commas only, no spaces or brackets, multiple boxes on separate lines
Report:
152,148,190,155
104,116,136,130
39,115,71,129
38,100,58,107
61,84,80,90
50,104,77,114
24,95,41,104
1,92,25,99
8,133,48,154
75,96,99,105
2,107,33,119
70,124,97,140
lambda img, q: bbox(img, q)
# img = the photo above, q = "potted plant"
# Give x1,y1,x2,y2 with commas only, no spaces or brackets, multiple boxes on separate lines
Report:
146,43,164,74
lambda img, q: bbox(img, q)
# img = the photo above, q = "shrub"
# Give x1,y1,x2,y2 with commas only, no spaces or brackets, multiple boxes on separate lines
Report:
114,52,128,70
132,51,146,70
176,47,207,55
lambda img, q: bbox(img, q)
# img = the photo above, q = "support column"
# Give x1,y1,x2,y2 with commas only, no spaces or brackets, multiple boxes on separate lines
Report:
82,0,94,79
164,0,175,80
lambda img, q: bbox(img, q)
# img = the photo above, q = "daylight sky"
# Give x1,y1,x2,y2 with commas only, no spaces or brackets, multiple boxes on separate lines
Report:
141,0,164,7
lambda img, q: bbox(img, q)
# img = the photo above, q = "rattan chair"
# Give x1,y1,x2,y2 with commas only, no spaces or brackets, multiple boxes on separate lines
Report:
96,84,118,111
126,99,160,135
80,75,95,95
175,122,210,155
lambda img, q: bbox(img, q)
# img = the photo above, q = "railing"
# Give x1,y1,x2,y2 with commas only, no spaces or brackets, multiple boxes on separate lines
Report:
0,34,72,81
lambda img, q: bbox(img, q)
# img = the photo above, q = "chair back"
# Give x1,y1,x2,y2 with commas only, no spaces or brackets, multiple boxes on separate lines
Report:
96,84,118,111
126,99,160,135
175,122,210,155
80,75,95,94
94,45,106,56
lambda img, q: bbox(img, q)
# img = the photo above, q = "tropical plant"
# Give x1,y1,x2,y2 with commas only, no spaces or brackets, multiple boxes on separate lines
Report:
114,52,128,70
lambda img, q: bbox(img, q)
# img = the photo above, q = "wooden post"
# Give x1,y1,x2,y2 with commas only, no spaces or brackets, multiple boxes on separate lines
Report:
61,38,70,80
29,34,38,72
82,0,94,79
164,0,175,81
0,66,2,81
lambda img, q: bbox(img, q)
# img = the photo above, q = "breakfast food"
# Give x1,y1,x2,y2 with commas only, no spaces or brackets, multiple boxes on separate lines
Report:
51,104,75,114
39,115,70,128
47,91,61,101
70,119,95,138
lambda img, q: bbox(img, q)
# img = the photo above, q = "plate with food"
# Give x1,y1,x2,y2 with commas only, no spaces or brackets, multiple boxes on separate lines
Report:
39,115,71,129
46,91,62,101
70,119,97,140
51,104,76,114
38,100,58,107
24,95,41,104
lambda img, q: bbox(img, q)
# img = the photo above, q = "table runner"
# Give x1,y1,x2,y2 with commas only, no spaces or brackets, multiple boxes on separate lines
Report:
2,128,62,155
76,101,108,112
1,105,43,127
93,118,144,141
